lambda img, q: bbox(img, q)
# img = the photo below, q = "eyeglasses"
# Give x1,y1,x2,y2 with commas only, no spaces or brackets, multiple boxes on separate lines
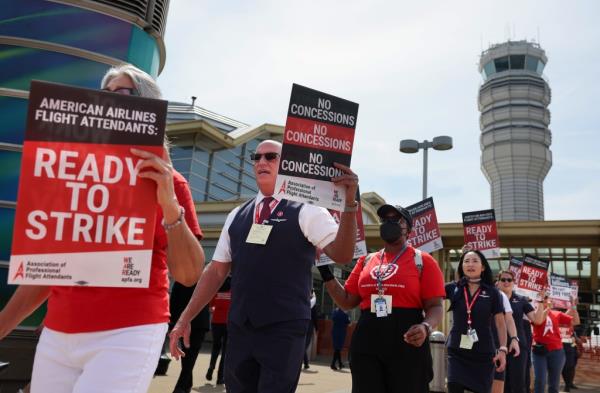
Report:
102,87,139,96
250,152,280,162
499,278,513,283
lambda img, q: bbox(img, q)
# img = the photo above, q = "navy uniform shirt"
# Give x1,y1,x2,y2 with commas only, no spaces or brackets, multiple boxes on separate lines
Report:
445,281,504,354
508,293,534,345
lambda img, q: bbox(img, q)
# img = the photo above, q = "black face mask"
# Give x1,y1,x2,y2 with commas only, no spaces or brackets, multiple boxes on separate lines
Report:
379,221,403,244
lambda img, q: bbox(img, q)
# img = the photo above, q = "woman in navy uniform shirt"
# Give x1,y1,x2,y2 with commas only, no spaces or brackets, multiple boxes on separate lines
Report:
445,250,507,393
496,270,543,393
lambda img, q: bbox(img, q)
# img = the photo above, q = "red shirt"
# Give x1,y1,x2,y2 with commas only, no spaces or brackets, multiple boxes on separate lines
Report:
210,291,231,324
345,246,445,310
533,310,573,351
45,171,203,333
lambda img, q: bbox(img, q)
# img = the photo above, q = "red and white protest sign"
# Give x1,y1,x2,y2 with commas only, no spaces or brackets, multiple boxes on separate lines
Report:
316,191,367,266
509,256,523,282
549,273,572,308
515,254,550,301
462,209,500,259
8,81,166,288
275,84,359,211
406,197,443,253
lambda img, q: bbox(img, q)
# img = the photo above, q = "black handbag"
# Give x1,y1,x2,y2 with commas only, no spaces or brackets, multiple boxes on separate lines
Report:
532,344,548,356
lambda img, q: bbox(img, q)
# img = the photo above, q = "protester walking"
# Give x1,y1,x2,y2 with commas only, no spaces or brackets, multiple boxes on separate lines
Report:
205,277,231,385
319,204,445,393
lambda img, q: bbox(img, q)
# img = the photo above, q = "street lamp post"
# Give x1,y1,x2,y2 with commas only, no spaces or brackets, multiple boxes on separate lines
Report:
399,136,453,200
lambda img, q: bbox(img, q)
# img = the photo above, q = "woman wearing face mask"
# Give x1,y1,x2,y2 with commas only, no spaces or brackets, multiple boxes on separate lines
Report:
317,204,445,393
445,250,507,393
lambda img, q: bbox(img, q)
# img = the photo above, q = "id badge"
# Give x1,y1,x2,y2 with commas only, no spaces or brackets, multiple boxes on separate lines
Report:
370,294,392,317
246,224,273,245
460,334,473,350
467,328,479,343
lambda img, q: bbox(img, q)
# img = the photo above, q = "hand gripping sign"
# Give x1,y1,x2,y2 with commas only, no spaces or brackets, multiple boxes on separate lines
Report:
8,81,166,288
275,84,359,211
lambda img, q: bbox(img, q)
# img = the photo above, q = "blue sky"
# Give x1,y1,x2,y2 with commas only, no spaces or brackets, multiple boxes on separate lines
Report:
158,1,600,222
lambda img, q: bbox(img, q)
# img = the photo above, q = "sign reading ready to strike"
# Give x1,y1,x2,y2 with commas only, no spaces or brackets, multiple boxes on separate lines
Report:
9,81,166,288
275,84,359,211
406,197,443,253
462,209,500,258
515,254,550,301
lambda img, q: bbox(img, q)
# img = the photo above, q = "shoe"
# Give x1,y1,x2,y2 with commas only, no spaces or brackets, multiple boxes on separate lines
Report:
172,388,190,393
339,363,345,369
330,364,338,371
569,384,578,390
216,378,224,385
303,363,309,369
205,368,213,381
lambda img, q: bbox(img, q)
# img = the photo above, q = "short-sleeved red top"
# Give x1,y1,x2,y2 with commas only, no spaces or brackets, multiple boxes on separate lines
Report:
45,171,203,333
533,310,573,351
344,246,445,311
210,291,231,324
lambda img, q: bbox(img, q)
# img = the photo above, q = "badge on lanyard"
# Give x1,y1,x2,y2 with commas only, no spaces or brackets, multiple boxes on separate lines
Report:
246,224,273,245
463,286,481,345
371,294,392,317
460,334,474,350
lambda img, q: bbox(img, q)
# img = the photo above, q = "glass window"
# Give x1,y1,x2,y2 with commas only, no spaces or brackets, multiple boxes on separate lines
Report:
0,207,16,261
565,261,579,277
509,55,525,69
169,145,193,160
552,260,566,275
580,261,591,278
172,159,191,173
525,56,539,72
189,174,208,197
191,158,209,178
536,61,545,74
483,61,495,79
0,97,28,144
211,173,238,193
0,150,22,202
494,56,509,72
192,147,210,167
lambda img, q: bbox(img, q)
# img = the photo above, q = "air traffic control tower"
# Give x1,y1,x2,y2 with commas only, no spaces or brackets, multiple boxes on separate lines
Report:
478,41,552,221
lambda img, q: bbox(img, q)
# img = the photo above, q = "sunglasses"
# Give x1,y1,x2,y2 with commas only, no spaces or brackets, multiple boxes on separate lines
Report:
250,152,280,162
499,278,513,283
102,87,139,96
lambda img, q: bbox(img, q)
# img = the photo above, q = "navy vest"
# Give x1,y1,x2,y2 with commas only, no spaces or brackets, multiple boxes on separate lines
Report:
228,198,315,327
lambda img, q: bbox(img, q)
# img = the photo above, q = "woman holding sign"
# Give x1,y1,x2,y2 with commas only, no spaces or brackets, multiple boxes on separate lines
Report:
531,295,580,393
0,64,205,393
445,250,507,393
318,204,445,393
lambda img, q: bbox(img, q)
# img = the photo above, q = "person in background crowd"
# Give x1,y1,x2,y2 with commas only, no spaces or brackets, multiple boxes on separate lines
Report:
560,318,578,392
495,270,544,393
169,283,210,393
492,279,521,393
445,250,507,393
531,295,580,393
303,289,319,370
318,204,445,392
205,277,231,385
168,140,359,393
329,306,350,371
0,64,205,393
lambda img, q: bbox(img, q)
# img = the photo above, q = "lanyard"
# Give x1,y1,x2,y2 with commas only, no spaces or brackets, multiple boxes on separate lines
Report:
463,286,481,328
254,198,278,224
375,244,407,296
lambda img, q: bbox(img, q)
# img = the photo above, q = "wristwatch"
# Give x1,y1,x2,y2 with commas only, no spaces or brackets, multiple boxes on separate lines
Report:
344,201,359,213
421,321,432,335
498,346,508,354
510,336,520,343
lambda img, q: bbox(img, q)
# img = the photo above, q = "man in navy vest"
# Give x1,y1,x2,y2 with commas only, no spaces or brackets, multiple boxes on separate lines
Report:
169,140,359,393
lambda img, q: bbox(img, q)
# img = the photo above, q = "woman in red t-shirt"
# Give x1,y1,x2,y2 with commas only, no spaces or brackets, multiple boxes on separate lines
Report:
318,204,445,393
0,64,205,393
531,296,580,393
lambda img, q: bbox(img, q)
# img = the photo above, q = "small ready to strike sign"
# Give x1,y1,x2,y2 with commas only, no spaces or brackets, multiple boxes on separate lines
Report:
275,84,359,211
8,81,166,288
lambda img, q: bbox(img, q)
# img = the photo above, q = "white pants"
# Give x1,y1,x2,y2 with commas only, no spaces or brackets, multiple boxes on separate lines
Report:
31,323,168,393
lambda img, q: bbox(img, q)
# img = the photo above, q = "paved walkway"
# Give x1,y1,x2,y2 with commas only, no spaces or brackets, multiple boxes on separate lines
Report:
149,350,351,393
149,350,600,393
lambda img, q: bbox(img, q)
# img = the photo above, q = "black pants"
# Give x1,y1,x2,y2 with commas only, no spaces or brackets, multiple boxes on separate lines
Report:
331,349,344,368
562,343,577,388
174,329,206,392
447,381,483,393
504,347,528,393
522,319,533,392
225,319,309,393
350,308,431,393
208,323,228,381
303,323,314,367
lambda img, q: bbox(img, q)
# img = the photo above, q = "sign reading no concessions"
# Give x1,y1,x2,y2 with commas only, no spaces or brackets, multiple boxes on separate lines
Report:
275,84,359,211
